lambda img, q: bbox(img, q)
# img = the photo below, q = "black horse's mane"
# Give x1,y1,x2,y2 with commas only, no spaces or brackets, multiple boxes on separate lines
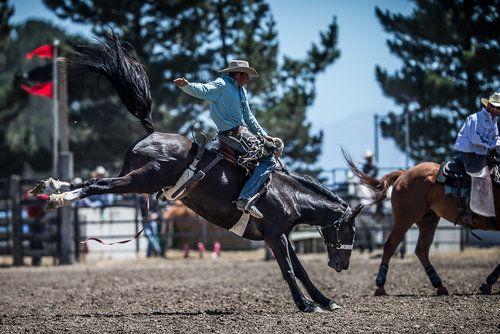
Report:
286,170,347,207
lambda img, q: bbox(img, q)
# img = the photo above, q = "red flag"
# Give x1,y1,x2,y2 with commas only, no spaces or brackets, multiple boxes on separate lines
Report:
20,82,53,98
26,44,54,60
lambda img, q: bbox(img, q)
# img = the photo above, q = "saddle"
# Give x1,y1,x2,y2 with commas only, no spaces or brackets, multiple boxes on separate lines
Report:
218,126,281,173
436,154,500,191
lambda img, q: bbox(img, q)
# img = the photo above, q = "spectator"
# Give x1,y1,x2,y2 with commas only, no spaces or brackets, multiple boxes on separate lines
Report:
22,191,48,266
144,212,161,257
361,150,378,178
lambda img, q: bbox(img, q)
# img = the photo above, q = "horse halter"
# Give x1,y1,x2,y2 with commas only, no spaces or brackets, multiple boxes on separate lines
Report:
317,206,355,250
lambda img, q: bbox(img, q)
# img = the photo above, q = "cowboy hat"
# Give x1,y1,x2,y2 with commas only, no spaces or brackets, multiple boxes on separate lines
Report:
218,60,259,78
481,92,500,107
91,165,108,178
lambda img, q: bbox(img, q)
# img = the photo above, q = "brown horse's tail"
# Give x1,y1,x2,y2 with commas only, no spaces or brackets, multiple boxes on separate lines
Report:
341,148,404,204
70,32,155,134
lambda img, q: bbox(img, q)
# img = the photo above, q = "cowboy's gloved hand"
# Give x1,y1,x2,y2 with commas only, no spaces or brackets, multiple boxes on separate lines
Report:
173,77,189,87
265,135,284,157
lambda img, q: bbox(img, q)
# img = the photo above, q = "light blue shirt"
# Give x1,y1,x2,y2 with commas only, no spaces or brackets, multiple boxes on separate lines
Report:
455,108,500,155
180,74,267,136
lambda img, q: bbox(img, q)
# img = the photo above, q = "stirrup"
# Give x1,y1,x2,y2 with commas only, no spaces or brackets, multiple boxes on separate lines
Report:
235,199,263,219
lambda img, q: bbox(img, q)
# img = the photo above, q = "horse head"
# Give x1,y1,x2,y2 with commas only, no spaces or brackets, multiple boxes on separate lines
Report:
322,203,364,272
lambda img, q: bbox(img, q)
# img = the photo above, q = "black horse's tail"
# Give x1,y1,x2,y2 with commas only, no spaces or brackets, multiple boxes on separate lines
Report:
341,148,404,204
71,33,155,134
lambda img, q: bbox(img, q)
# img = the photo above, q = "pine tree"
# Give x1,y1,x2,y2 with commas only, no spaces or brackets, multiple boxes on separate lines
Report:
0,0,25,176
376,0,500,162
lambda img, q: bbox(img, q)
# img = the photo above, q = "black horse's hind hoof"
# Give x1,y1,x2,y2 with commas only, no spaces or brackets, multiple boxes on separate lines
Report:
374,286,387,296
322,301,341,312
436,286,449,296
30,181,47,196
479,283,492,295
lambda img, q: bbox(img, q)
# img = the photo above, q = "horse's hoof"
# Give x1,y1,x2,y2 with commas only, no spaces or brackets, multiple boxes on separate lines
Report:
301,301,323,313
436,286,449,296
374,287,387,296
322,301,341,311
44,195,64,210
479,283,492,295
30,178,64,196
30,180,49,196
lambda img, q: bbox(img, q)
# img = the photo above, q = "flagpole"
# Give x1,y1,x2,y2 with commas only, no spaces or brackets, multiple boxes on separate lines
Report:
52,39,60,177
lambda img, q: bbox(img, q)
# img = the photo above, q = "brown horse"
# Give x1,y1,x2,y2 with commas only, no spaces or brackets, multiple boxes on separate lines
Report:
344,152,500,296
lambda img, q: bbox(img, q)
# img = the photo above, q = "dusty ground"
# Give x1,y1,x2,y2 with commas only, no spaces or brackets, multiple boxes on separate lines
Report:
1,248,499,334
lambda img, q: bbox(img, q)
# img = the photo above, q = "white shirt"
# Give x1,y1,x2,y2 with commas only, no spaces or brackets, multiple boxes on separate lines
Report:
455,108,500,155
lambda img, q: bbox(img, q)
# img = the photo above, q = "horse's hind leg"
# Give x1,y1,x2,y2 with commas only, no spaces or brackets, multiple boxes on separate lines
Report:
479,264,500,295
46,163,163,209
414,211,448,295
286,242,340,311
266,234,322,312
31,178,72,196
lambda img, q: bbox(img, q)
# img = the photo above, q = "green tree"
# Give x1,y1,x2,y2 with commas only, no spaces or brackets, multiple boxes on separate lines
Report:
376,0,500,162
44,0,340,175
0,0,25,176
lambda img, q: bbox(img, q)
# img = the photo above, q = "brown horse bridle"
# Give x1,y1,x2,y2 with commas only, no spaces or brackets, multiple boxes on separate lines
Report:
317,206,355,250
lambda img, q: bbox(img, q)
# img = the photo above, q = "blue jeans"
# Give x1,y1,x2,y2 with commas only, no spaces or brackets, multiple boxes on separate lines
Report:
239,155,276,200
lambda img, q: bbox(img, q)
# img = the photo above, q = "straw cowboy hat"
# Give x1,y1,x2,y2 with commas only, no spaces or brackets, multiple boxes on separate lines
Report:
481,92,500,108
364,149,374,159
218,60,259,78
91,165,108,178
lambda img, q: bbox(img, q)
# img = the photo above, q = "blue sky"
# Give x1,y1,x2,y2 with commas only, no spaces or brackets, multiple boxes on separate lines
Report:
12,0,414,176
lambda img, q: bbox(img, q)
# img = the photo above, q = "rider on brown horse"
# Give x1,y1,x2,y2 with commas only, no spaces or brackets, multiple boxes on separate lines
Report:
455,92,500,219
173,60,281,219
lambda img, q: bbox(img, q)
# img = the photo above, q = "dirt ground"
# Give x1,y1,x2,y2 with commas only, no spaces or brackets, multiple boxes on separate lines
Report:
1,247,499,334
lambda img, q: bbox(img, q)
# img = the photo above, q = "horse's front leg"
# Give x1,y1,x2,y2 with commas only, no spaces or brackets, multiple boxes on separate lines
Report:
479,264,500,295
287,243,340,311
266,234,322,312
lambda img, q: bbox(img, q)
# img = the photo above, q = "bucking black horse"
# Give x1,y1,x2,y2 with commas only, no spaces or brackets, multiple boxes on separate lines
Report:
31,34,363,313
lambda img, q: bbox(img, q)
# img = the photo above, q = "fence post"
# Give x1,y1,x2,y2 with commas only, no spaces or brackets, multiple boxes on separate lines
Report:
58,151,74,264
73,208,80,262
135,195,140,256
9,175,23,266
459,226,465,252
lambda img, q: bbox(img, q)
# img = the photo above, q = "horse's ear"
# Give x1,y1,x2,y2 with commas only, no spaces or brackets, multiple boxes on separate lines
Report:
351,204,364,219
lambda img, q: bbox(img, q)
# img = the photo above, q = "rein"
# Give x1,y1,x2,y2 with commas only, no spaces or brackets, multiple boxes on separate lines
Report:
80,194,150,246
316,206,354,250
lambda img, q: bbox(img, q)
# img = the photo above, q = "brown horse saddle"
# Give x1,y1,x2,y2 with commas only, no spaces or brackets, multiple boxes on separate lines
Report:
436,156,500,190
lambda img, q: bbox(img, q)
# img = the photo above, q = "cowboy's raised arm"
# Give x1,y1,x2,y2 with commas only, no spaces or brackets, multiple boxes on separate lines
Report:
173,77,224,102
